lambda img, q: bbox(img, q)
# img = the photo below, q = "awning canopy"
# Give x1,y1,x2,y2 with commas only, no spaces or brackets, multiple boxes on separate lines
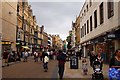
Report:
22,46,30,49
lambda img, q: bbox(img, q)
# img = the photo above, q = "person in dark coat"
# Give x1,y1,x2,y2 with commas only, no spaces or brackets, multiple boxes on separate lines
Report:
90,51,97,67
57,50,66,80
2,50,9,66
109,49,120,68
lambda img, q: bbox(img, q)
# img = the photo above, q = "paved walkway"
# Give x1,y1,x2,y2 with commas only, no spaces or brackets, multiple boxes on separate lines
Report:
2,56,58,78
64,58,109,79
2,56,110,80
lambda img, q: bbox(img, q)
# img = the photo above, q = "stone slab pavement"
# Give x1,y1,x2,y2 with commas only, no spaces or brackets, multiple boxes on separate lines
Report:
63,58,109,80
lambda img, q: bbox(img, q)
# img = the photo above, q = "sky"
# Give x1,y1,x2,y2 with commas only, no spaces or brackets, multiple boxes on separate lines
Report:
29,1,85,40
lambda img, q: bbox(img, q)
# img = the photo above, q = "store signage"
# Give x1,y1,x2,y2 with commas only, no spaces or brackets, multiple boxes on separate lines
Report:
107,34,116,39
2,42,11,44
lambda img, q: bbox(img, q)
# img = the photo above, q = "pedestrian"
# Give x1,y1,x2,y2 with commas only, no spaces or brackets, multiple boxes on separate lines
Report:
89,51,93,67
2,50,10,67
90,51,97,67
39,50,43,61
82,58,88,75
96,52,103,70
109,49,120,80
109,49,120,68
43,53,49,72
24,50,28,62
14,51,18,62
57,50,66,80
34,51,38,62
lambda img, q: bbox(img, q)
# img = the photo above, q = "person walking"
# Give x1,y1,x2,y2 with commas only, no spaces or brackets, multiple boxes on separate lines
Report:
82,58,88,75
90,51,97,67
43,53,49,72
39,51,43,61
109,49,120,80
34,51,38,62
57,50,66,80
24,50,28,62
2,50,10,67
109,49,120,68
96,52,103,70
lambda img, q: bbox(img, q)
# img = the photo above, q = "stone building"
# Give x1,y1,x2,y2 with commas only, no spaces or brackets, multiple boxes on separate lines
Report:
80,0,120,63
2,1,17,52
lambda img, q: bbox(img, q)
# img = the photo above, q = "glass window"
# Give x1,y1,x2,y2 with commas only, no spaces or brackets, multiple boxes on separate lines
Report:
87,20,89,33
90,16,92,31
108,1,114,19
94,10,97,28
99,2,104,24
84,24,86,35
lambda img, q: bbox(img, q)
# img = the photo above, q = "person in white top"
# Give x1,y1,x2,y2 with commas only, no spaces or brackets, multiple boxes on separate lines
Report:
34,51,38,62
24,50,28,62
43,53,49,72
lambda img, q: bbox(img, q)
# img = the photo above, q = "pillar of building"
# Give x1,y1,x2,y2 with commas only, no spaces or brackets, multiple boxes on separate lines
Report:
93,44,96,53
83,46,87,57
115,40,120,50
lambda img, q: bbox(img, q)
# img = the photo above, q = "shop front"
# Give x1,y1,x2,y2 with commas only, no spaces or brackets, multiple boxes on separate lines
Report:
2,41,12,53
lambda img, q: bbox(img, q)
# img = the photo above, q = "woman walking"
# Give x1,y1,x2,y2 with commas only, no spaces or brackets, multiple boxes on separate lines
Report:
43,53,49,72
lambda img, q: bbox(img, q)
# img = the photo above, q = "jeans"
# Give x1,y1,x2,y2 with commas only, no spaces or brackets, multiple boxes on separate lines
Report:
58,64,65,79
44,62,48,69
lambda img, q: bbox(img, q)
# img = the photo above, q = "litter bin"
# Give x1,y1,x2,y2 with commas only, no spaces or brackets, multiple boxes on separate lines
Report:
70,55,78,69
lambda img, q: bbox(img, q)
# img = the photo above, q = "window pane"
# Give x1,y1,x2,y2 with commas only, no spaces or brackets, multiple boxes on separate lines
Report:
87,20,89,33
108,1,114,19
94,10,97,28
90,16,92,31
100,2,104,24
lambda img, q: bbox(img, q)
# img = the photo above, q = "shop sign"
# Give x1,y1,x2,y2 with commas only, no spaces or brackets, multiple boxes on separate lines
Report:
2,42,11,44
107,34,116,39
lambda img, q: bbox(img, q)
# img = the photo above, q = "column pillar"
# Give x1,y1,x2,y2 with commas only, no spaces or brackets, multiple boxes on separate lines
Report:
83,46,87,57
115,40,120,50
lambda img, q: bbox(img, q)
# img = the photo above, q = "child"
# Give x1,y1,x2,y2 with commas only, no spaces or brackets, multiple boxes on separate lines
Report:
82,58,88,75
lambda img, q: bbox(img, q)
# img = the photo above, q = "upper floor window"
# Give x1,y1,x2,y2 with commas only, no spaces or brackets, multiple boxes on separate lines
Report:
84,24,86,35
94,10,97,28
86,5,88,12
87,20,89,33
108,1,114,19
84,10,86,16
82,13,83,18
99,2,104,24
90,16,92,31
80,28,82,38
90,0,92,7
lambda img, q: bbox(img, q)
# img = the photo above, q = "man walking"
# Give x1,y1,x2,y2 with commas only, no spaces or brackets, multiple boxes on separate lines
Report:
57,50,66,80
2,50,9,67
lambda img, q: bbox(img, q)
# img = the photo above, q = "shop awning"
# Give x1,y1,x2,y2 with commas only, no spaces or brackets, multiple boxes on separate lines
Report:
22,46,30,49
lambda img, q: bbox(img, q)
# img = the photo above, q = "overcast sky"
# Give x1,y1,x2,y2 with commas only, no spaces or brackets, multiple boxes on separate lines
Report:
29,1,85,40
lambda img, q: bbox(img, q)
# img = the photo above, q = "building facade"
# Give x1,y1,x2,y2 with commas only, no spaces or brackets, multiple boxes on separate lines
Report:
80,0,120,63
0,1,2,56
42,31,48,49
28,5,34,52
52,35,63,50
74,15,80,46
48,35,52,49
2,1,17,52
